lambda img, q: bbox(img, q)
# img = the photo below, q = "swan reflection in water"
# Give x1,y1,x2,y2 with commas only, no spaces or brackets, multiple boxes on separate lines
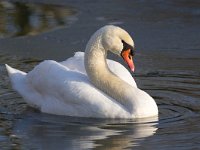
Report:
12,113,158,149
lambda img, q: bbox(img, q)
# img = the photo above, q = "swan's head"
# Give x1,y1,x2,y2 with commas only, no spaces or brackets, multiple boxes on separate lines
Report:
101,25,135,72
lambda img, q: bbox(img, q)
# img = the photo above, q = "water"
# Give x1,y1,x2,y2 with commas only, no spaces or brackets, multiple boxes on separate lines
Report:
0,0,200,149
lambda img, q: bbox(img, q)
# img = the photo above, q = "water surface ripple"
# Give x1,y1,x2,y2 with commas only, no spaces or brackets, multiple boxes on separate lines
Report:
0,52,200,149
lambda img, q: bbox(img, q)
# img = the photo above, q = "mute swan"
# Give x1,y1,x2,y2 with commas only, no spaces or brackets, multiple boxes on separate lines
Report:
6,25,158,118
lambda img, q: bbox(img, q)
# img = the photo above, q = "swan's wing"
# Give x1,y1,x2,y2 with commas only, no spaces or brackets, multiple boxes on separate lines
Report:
61,52,137,87
60,52,86,74
106,59,137,87
23,60,130,118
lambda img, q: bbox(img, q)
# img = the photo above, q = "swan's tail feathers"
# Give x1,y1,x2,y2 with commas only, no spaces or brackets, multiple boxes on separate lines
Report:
5,64,27,90
5,64,42,109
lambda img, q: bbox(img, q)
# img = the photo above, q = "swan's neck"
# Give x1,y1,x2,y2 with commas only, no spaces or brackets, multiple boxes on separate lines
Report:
84,33,136,113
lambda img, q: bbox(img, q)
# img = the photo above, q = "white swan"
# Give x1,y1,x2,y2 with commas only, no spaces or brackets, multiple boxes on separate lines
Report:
6,25,158,118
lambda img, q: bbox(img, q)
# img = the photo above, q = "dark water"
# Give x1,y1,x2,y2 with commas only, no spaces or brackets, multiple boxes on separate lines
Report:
0,0,200,149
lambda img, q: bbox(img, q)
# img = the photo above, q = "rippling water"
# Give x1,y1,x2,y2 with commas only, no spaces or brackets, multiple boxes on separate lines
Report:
0,0,200,149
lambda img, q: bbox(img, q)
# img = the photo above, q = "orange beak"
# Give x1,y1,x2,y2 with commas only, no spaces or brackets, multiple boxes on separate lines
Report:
121,49,135,72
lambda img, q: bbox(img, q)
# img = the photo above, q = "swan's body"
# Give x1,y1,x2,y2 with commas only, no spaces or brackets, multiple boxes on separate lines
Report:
6,25,158,118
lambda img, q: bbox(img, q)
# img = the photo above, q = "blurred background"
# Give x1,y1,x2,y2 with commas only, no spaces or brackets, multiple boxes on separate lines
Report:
0,0,199,60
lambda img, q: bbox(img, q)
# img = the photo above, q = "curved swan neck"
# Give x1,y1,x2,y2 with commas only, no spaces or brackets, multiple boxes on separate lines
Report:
84,32,109,78
84,30,135,113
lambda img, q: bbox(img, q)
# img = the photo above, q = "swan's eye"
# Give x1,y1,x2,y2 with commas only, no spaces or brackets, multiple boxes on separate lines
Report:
128,54,132,59
121,40,135,57
122,40,133,50
130,49,135,56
